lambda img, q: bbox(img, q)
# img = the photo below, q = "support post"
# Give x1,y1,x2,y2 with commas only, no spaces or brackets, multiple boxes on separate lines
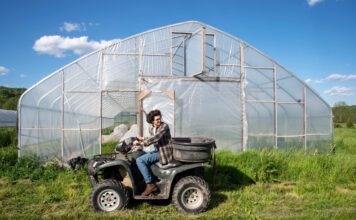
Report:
139,37,144,76
138,100,142,136
213,34,216,78
99,53,104,155
18,103,21,158
183,36,186,76
170,31,173,77
303,86,307,153
100,91,103,154
202,27,206,75
273,64,277,149
173,91,176,136
239,42,246,151
61,70,64,160
138,90,151,137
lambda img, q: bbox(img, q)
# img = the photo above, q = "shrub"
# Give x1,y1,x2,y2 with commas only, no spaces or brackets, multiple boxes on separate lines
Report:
346,120,354,128
255,149,285,182
0,145,18,172
0,144,63,181
0,128,17,147
334,123,342,128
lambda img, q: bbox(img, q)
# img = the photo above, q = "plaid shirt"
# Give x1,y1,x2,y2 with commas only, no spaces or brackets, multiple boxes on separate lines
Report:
143,122,173,165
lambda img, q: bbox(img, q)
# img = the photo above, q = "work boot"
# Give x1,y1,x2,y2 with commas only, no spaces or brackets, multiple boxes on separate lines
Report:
141,183,157,196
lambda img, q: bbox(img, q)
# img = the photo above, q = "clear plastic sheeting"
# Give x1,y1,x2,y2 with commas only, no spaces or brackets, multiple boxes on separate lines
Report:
101,92,138,129
247,136,275,150
102,53,137,90
142,91,175,137
277,104,304,136
307,134,332,153
276,65,304,102
214,35,240,78
18,21,332,161
245,68,273,101
277,137,304,151
63,53,101,92
306,89,332,134
20,128,61,159
63,130,100,159
141,79,242,150
246,102,274,134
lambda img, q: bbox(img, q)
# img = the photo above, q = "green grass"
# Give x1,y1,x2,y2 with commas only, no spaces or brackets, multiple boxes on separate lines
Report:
0,128,356,219
0,127,17,147
334,126,356,154
101,141,117,154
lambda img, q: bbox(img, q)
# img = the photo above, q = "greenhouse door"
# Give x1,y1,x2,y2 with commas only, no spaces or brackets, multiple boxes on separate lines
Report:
101,91,138,151
138,90,175,137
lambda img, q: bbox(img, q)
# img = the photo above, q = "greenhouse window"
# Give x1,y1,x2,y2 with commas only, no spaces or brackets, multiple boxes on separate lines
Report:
171,30,215,77
172,32,191,76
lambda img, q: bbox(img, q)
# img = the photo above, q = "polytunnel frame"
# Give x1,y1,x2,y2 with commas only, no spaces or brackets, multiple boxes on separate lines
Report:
196,24,331,152
17,21,332,159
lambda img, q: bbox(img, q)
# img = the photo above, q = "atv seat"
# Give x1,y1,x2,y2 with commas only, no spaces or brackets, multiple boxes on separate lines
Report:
154,160,182,170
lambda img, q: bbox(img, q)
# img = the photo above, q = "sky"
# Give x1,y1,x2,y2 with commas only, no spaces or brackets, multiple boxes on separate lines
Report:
0,0,355,106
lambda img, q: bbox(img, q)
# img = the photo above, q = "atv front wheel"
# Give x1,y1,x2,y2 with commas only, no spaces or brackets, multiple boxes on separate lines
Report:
172,176,211,215
90,179,129,212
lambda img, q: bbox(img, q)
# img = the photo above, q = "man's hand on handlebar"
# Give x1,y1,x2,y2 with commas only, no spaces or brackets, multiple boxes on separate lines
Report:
133,139,144,146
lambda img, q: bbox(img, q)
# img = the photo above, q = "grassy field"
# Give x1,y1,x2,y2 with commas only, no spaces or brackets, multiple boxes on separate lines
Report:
0,128,356,219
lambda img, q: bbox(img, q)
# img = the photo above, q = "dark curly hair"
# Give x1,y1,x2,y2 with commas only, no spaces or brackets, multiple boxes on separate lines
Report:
146,109,162,124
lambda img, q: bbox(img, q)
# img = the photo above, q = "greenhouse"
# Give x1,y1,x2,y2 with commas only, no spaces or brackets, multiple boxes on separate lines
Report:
18,21,332,161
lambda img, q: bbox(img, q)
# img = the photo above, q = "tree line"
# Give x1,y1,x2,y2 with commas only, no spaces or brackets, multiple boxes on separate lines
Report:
0,86,26,110
332,104,356,127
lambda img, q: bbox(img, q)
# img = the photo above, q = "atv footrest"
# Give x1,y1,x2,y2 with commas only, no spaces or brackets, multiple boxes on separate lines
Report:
134,195,168,200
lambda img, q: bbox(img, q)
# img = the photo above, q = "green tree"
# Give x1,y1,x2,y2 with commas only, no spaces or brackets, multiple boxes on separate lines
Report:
346,119,354,128
334,101,347,107
2,97,18,110
0,86,26,110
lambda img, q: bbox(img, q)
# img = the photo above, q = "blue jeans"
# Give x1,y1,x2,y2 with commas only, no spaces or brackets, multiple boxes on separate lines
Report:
136,151,159,183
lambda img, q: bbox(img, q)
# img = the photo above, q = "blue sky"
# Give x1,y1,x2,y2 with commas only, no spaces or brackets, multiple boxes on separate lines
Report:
0,0,355,106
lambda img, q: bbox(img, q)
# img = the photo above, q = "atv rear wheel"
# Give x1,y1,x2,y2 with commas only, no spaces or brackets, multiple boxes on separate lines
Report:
90,179,129,212
172,176,211,215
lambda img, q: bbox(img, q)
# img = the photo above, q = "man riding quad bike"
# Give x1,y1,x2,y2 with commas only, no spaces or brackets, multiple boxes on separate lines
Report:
87,136,216,215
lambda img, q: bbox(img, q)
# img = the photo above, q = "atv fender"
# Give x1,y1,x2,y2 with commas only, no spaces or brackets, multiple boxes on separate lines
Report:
95,160,137,193
150,162,210,199
151,163,209,181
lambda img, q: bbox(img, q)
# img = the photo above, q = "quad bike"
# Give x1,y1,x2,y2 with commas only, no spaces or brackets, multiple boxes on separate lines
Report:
88,137,216,215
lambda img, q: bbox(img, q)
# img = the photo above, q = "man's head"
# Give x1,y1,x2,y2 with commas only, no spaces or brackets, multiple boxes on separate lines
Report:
147,109,162,128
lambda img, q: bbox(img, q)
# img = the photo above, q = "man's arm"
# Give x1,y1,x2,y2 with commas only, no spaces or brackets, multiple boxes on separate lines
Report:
143,123,169,146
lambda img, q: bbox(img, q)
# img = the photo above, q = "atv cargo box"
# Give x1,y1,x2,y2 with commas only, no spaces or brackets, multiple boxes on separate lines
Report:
172,137,216,162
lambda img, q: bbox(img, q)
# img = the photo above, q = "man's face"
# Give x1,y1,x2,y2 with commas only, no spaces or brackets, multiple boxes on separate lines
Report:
153,115,161,128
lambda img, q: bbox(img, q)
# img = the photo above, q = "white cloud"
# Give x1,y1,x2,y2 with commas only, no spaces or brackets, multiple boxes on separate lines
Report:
88,22,100,27
59,22,100,33
20,74,26,78
324,86,353,96
60,22,82,32
33,35,114,58
326,74,345,81
326,73,356,81
0,66,10,76
325,73,356,81
306,0,324,6
346,75,356,80
308,73,356,84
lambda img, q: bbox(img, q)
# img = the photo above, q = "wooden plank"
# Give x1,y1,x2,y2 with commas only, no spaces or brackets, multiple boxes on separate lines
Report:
138,90,151,101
